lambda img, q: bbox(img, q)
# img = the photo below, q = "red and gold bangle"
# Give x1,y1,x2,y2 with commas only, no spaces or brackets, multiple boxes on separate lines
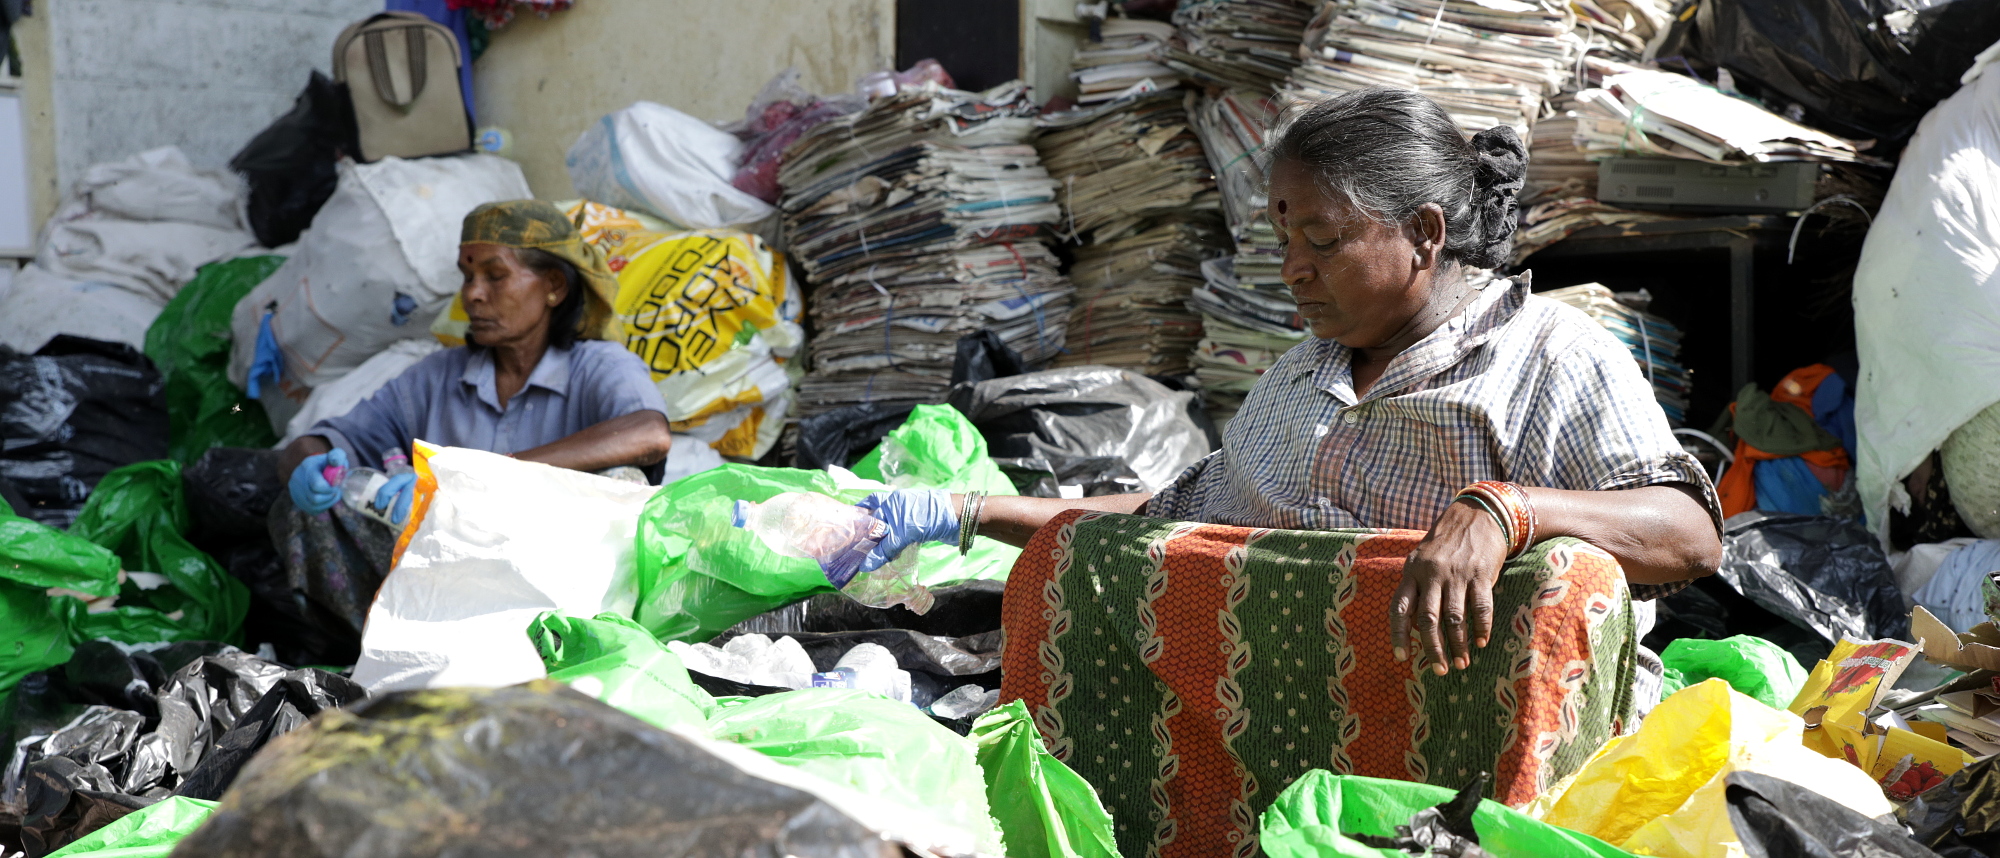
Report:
1457,481,1537,558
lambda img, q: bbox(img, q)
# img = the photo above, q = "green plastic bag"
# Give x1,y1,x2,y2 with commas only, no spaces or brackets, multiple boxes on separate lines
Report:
44,795,217,858
62,460,247,645
1260,770,1636,858
971,699,1118,858
706,687,1002,853
528,611,714,733
634,464,860,641
852,403,1022,587
143,256,285,464
0,504,117,708
1658,634,1808,709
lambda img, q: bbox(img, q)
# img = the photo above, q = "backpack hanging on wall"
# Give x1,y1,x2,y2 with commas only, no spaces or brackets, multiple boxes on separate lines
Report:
332,12,472,163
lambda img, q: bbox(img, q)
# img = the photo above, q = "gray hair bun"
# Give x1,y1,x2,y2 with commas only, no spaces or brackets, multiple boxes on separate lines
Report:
1465,126,1527,270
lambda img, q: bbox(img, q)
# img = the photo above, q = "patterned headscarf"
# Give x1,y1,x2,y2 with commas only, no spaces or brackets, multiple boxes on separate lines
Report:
460,200,620,341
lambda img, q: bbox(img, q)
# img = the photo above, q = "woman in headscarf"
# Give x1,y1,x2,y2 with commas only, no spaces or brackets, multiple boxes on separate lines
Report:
269,200,671,653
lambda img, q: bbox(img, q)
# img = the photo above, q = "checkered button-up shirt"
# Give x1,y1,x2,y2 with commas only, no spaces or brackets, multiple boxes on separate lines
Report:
1149,275,1721,599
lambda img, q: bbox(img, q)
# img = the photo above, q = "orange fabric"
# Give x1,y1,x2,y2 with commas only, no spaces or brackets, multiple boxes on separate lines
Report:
1772,364,1836,413
1717,364,1849,518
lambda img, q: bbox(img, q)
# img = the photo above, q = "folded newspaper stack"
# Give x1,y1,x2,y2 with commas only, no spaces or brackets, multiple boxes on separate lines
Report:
1167,0,1316,94
1188,258,1307,423
1569,0,1672,63
1190,90,1287,289
1542,282,1688,425
1070,17,1183,104
1038,91,1230,375
778,82,1071,414
1285,0,1581,134
1575,69,1868,164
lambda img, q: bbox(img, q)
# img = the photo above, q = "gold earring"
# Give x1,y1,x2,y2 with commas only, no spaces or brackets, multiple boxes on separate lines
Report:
547,294,560,306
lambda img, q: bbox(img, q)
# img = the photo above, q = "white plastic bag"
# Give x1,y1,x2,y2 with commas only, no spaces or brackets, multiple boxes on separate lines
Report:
31,146,253,305
565,101,775,228
349,444,657,694
0,264,171,353
279,338,445,447
1855,47,2000,543
227,154,529,406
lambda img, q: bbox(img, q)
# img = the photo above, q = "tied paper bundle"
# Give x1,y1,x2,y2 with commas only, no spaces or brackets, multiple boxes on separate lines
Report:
1069,17,1183,105
777,81,1071,415
1575,68,1870,165
1187,257,1306,424
1284,0,1583,134
1037,90,1230,376
1541,283,1689,425
1190,89,1286,288
1165,0,1316,95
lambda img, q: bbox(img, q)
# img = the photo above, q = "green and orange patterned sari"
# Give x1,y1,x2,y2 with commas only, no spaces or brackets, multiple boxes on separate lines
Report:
999,510,1636,858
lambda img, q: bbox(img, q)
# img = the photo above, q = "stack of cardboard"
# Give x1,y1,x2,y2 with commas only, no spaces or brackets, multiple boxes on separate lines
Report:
777,82,1071,414
1038,91,1229,376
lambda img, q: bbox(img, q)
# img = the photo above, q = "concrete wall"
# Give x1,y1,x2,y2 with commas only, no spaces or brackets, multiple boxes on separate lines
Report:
472,0,895,200
24,0,381,228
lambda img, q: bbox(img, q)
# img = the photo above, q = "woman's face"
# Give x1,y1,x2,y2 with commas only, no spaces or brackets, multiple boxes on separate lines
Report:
458,244,564,347
1267,156,1443,347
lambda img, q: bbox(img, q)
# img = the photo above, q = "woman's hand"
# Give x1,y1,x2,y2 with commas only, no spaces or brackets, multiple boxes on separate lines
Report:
854,489,959,573
288,447,348,514
1391,498,1510,675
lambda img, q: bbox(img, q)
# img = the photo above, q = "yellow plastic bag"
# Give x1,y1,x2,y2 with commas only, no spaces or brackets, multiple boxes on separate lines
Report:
1537,679,1892,858
1788,637,1975,799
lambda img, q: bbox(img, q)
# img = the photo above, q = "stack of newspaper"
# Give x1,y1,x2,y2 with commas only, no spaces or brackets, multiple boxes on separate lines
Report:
1166,0,1316,94
1542,282,1689,425
1188,258,1307,423
1070,18,1183,104
1190,89,1286,288
1039,91,1230,376
778,82,1072,414
1574,69,1868,164
1284,0,1582,134
1569,0,1673,64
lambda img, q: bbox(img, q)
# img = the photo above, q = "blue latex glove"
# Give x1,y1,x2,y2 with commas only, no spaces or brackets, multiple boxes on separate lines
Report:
288,447,348,514
246,310,285,399
854,489,958,574
373,472,417,526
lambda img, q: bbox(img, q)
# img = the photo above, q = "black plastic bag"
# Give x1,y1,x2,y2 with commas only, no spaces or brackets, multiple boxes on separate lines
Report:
1729,770,1939,858
731,579,1005,638
169,682,921,858
171,668,363,801
182,447,283,545
1903,754,2000,857
230,71,359,248
0,336,169,528
947,366,1217,497
19,755,157,858
1714,512,1909,646
1665,0,2000,145
949,328,1027,387
1353,773,1492,857
793,402,918,471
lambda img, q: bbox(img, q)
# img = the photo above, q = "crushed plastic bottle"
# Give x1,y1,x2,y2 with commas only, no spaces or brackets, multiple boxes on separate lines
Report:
927,684,1001,720
321,450,413,528
733,492,933,613
809,642,912,704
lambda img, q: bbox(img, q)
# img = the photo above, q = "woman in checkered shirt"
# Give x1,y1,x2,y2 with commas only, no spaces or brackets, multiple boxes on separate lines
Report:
859,87,1722,678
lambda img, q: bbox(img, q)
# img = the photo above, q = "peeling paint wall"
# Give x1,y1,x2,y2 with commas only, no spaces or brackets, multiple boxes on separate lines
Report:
472,0,895,200
26,0,380,227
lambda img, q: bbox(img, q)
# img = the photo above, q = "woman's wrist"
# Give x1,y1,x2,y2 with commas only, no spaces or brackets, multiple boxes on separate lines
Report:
1455,481,1536,557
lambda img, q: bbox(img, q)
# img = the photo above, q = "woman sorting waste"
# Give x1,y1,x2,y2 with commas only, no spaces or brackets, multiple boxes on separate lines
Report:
271,199,671,651
854,88,1726,828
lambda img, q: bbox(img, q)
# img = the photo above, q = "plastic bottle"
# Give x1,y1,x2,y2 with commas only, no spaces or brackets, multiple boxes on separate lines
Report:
809,642,912,703
321,450,413,528
733,491,934,613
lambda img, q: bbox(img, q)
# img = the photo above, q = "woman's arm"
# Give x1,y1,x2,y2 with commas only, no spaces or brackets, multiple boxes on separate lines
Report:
511,411,673,472
279,434,334,477
1393,482,1718,677
964,492,1154,547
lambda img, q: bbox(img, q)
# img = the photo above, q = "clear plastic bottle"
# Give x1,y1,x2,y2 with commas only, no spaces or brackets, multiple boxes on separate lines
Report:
321,450,413,528
733,491,933,613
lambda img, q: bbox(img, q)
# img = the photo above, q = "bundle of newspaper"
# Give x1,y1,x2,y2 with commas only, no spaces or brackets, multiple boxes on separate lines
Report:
1070,17,1183,105
1188,257,1307,423
1285,0,1582,133
1190,89,1287,288
1166,0,1316,94
778,81,1071,414
1523,93,1597,204
1569,0,1673,63
1571,69,1869,164
1039,91,1230,376
1541,282,1689,425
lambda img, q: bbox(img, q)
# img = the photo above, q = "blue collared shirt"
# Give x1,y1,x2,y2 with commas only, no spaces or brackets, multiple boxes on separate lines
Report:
312,341,668,471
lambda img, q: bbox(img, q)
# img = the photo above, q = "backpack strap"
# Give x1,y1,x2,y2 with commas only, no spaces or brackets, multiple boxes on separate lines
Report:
362,24,430,109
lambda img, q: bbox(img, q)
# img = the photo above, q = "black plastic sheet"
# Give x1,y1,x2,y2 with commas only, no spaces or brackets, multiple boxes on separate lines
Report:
794,402,918,471
731,579,1004,638
0,336,169,528
1714,512,1909,646
1664,0,2000,145
231,71,358,248
1729,770,1939,858
1353,774,1492,857
947,366,1217,497
1904,754,2000,858
168,682,910,858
